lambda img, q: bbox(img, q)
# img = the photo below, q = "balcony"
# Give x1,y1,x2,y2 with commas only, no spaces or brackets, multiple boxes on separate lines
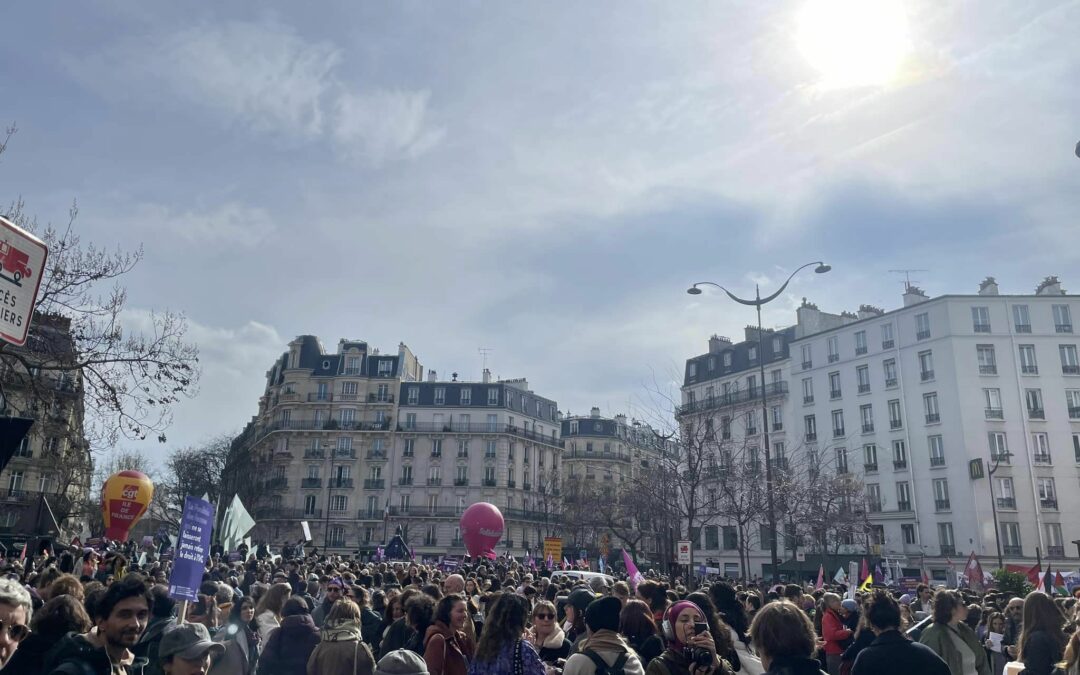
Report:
454,478,469,486
917,330,931,340
925,413,940,424
1003,545,1023,556
893,459,908,470
329,478,353,489
368,393,396,403
940,544,956,556
1047,546,1065,559
746,426,758,436
427,477,442,486
484,452,496,459
867,501,882,513
337,393,360,401
985,408,1004,419
359,510,380,519
482,479,496,487
921,370,934,382
451,538,464,547
929,456,945,467
366,450,387,460
1064,365,1080,375
1028,408,1045,420
1015,323,1031,333
304,448,326,459
896,501,912,512
675,382,789,417
973,323,991,333
829,389,842,400
1069,406,1080,420
990,453,1011,465
363,479,385,490
562,449,631,462
301,477,322,488
334,449,356,459
862,423,875,434
399,477,413,486
802,361,812,370
457,451,469,458
424,537,437,546
858,384,870,394
805,432,817,441
864,462,878,473
328,539,346,548
828,354,839,363
996,497,1016,509
1021,365,1038,375
979,365,998,375
1056,323,1073,333
833,427,845,438
1040,497,1058,510
1033,453,1051,465
803,395,814,404
308,393,333,402
523,482,531,491
265,477,288,490
503,540,515,548
856,346,868,356
507,480,516,488
431,450,443,458
935,499,950,511
772,422,783,432
885,378,898,388
890,419,903,430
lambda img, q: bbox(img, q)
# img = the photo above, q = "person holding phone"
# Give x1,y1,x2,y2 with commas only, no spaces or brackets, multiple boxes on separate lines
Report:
645,601,729,675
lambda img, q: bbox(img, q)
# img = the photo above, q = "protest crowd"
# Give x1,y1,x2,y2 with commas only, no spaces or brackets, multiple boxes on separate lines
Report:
2,542,1080,675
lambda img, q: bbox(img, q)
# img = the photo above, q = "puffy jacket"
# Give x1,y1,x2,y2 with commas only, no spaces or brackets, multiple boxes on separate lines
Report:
307,621,375,675
44,632,149,675
258,614,320,675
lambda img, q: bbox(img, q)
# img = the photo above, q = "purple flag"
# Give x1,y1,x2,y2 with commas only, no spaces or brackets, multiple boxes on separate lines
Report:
623,549,644,590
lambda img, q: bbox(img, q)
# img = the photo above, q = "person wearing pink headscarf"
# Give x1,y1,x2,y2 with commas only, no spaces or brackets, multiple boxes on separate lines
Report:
645,601,730,675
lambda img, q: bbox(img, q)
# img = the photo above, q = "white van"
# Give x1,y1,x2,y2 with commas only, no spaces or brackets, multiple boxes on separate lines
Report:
549,570,616,587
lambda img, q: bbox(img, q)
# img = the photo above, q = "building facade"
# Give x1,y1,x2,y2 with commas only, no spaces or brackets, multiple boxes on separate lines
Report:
680,276,1080,579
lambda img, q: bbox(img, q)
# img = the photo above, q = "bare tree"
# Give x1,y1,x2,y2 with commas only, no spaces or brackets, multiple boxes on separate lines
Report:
157,434,231,528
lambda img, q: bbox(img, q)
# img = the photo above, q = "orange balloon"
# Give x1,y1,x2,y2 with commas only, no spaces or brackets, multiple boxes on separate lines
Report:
101,470,154,542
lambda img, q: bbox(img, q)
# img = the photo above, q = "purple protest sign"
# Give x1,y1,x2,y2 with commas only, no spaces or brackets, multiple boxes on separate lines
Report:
168,496,215,602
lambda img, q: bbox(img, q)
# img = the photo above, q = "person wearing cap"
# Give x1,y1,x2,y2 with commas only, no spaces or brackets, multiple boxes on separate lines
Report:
563,597,644,675
159,623,225,675
377,649,429,675
565,589,595,648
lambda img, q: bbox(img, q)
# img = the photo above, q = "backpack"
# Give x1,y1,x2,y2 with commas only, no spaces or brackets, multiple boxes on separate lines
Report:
582,648,629,675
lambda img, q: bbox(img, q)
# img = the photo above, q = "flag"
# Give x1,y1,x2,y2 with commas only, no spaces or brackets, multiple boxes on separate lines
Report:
1043,566,1054,595
376,546,384,561
562,557,569,570
859,573,874,592
19,541,27,560
1055,572,1068,596
598,557,606,574
922,569,930,585
1027,563,1043,588
219,495,256,553
623,549,644,590
546,553,554,568
860,558,869,584
882,563,894,587
410,547,416,561
816,565,824,590
834,566,848,584
965,552,985,592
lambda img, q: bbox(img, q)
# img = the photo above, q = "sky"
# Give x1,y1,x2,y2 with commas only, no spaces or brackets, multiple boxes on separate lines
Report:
1,1,1078,466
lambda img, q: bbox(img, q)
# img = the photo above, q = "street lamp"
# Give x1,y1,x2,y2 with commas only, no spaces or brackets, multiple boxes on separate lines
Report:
687,261,831,582
986,451,1013,569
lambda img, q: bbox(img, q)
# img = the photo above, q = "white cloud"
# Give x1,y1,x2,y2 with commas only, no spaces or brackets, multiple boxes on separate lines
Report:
126,202,277,248
333,90,445,165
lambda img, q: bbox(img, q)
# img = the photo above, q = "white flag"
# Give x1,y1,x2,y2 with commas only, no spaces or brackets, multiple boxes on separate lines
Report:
221,495,256,552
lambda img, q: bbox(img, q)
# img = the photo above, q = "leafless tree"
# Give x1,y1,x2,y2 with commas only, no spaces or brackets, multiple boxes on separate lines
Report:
157,433,231,528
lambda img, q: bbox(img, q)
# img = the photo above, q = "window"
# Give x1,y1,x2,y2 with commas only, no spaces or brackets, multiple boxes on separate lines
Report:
863,444,878,471
458,388,472,405
1038,477,1057,509
1019,345,1038,374
747,346,757,362
487,388,499,405
399,494,411,513
771,405,783,431
860,404,874,433
303,495,317,515
984,388,1003,418
340,408,356,426
883,359,898,387
831,410,845,438
829,372,842,399
923,392,940,424
434,387,446,405
804,415,817,441
330,495,348,512
915,312,931,340
406,385,419,404
995,476,1015,509
866,483,881,511
487,413,499,432
715,526,735,550
1053,304,1073,333
972,306,991,332
889,436,907,468
801,344,812,369
306,464,320,479
988,432,1009,462
856,365,870,393
977,345,997,375
688,363,697,378
888,399,902,429
704,526,719,550
377,359,393,376
854,331,867,355
723,351,733,367
1025,389,1044,418
400,465,413,483
881,323,894,349
896,481,911,510
1068,389,1080,419
14,437,30,458
746,375,758,397
901,523,916,544
1013,304,1031,332
918,350,934,381
1074,433,1080,464
802,377,814,404
485,440,497,458
345,356,361,374
429,465,441,485
329,526,346,547
938,523,955,554
721,416,731,440
456,465,468,484
745,410,758,435
933,479,950,510
1032,432,1051,464
1061,345,1080,374
928,435,945,467
759,525,777,552
1001,522,1022,554
827,336,839,363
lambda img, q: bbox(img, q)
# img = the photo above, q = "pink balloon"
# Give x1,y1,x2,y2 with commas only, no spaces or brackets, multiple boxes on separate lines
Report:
459,502,505,559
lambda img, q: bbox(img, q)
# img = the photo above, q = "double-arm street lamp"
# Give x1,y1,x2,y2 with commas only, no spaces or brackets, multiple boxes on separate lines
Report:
985,451,1013,569
687,261,831,582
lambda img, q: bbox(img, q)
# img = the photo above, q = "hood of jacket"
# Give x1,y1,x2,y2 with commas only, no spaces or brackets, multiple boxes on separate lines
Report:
279,613,319,637
44,632,150,674
323,619,364,642
138,616,173,645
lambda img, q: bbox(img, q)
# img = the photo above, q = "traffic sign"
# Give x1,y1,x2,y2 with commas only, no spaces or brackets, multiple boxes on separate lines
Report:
0,216,47,346
677,540,691,565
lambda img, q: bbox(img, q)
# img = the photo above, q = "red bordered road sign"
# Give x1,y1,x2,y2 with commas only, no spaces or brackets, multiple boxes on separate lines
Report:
0,216,48,346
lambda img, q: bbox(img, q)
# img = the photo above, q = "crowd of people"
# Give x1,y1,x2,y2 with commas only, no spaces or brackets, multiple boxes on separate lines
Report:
1,547,1079,675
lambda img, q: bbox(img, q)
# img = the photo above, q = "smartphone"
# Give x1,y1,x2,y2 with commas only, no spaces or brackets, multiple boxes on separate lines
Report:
694,622,709,635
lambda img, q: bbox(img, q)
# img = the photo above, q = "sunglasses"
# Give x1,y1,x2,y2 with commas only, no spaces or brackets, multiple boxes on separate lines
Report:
534,613,555,620
0,619,30,643
328,587,342,593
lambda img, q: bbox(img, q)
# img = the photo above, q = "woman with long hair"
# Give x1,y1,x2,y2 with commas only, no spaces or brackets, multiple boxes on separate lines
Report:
918,590,990,675
980,612,1007,675
467,593,545,675
1017,591,1067,675
1059,631,1080,675
188,581,225,633
210,597,261,675
638,581,670,624
526,600,571,665
686,592,742,673
405,594,436,655
619,599,664,667
306,599,375,675
255,582,294,644
424,595,476,675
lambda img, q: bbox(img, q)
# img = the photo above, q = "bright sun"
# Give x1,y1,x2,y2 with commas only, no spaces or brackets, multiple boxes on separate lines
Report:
796,0,911,89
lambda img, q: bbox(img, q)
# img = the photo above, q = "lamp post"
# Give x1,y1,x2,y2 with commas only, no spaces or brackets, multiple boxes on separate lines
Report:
687,261,831,582
986,451,1012,569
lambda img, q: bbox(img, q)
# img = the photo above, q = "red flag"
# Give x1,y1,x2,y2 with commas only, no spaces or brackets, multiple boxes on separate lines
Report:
1026,563,1042,587
19,541,28,560
921,569,930,585
816,564,824,590
860,558,869,583
965,552,985,592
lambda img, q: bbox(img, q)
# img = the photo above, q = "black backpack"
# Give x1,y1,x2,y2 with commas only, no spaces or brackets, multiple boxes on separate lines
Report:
582,648,629,675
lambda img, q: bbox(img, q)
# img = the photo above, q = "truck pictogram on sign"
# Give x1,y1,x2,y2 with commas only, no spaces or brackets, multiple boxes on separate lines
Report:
0,241,33,286
0,215,49,346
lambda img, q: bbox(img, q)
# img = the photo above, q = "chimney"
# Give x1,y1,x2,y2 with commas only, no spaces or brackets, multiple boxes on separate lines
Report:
428,369,438,382
903,285,929,307
857,305,884,320
744,325,767,343
615,414,627,426
979,277,1000,296
708,335,732,353
590,406,601,418
482,368,491,384
1036,276,1065,296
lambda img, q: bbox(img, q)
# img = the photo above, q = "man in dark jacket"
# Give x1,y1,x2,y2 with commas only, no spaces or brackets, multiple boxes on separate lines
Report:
133,586,176,675
351,586,384,647
851,590,949,675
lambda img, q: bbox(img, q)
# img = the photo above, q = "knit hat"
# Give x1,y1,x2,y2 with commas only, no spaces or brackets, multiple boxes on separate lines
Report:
841,599,859,613
898,594,914,606
585,596,622,633
567,588,595,614
376,649,429,675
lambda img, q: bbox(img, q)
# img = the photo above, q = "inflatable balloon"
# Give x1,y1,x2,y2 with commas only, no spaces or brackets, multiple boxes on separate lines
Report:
459,502,505,560
101,470,154,542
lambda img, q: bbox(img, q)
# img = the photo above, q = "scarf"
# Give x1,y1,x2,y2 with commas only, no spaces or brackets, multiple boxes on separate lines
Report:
322,619,364,642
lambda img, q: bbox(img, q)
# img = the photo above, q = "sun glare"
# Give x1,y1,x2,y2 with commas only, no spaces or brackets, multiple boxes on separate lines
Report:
796,0,911,89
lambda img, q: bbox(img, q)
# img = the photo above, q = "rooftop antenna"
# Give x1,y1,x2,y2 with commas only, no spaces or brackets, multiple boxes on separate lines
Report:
478,347,493,374
888,269,928,291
